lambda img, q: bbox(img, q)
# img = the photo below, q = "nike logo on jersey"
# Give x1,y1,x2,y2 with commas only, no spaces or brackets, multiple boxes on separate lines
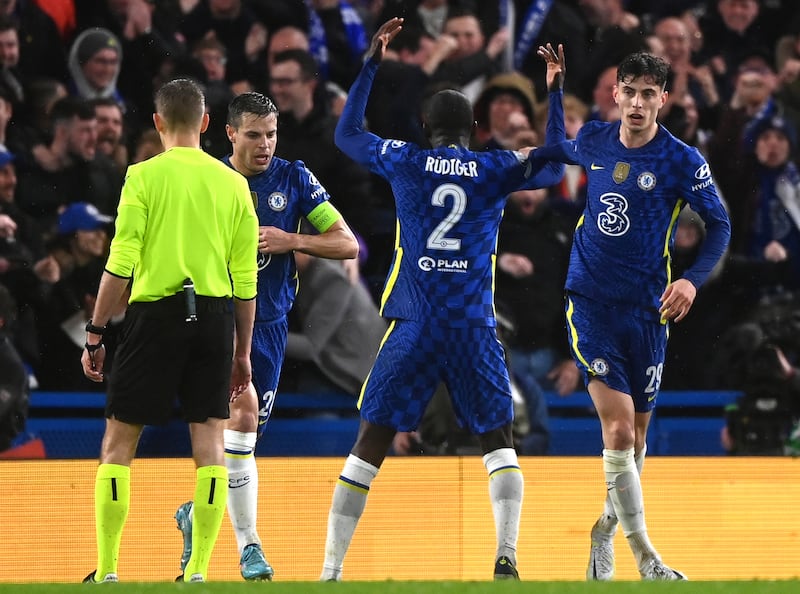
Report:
590,163,604,170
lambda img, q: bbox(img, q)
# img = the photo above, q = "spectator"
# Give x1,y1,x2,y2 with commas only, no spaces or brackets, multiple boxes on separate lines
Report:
190,37,235,158
32,0,76,41
6,76,66,161
90,97,127,173
730,115,800,288
698,0,773,101
284,251,386,398
653,15,721,134
305,0,369,91
0,145,58,369
0,15,24,106
178,0,267,90
130,127,162,163
496,186,577,455
35,202,117,391
472,71,538,151
67,28,125,106
265,25,349,118
367,24,454,145
430,9,508,103
269,49,374,253
15,96,123,228
589,66,620,122
74,0,180,132
708,54,784,223
0,282,28,454
574,0,648,102
1,0,67,84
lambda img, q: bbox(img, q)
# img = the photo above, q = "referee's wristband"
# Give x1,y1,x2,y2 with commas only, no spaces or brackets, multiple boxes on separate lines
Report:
85,342,105,353
85,319,107,335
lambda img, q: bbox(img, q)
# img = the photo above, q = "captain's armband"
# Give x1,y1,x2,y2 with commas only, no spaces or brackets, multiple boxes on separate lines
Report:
307,201,341,232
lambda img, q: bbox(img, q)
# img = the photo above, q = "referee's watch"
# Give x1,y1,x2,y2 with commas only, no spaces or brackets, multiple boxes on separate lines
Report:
85,319,107,336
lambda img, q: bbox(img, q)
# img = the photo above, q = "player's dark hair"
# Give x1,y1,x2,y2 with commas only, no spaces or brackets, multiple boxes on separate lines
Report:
424,89,474,139
154,78,205,130
617,52,669,89
227,92,279,128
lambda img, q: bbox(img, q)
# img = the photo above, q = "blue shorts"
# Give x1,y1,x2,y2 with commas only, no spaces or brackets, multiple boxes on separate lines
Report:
565,293,667,412
251,316,288,435
359,319,513,433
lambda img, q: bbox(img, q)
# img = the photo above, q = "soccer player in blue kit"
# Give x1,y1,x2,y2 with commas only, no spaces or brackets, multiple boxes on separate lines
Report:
319,18,566,581
175,92,359,581
535,52,731,580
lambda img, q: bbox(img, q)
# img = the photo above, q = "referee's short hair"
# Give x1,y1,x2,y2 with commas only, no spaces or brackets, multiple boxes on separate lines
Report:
155,78,206,131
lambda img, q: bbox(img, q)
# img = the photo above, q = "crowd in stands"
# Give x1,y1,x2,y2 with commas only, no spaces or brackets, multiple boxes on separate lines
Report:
1,0,800,450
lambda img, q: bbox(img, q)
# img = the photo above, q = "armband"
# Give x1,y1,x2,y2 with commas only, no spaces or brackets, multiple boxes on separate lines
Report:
307,201,340,232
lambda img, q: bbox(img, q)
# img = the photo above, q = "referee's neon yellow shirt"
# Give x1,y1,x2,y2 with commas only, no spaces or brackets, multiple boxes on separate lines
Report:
106,146,258,302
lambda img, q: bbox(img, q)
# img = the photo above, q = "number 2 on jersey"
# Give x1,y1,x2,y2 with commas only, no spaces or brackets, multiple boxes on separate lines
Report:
426,183,466,251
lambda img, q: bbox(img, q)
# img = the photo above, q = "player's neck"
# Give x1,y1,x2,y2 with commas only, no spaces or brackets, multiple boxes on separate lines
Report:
618,123,658,149
429,133,469,148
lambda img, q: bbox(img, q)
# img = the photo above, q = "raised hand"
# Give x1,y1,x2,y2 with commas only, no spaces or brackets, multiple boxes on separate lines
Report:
366,17,404,62
537,43,565,92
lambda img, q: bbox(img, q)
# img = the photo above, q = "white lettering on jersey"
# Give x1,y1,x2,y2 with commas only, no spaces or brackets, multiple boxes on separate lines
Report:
424,156,479,178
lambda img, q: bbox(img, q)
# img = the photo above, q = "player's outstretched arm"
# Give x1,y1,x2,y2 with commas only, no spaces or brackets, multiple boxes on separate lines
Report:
538,42,565,93
335,20,404,164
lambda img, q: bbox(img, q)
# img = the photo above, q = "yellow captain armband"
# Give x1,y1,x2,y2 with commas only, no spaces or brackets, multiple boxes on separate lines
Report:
306,201,341,232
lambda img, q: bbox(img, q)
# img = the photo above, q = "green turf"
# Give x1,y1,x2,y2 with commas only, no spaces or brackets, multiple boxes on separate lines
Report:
1,582,799,594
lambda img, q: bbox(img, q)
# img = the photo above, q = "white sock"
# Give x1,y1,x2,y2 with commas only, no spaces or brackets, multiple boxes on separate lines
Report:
320,455,379,581
600,444,646,533
603,448,658,568
483,448,523,564
224,430,260,554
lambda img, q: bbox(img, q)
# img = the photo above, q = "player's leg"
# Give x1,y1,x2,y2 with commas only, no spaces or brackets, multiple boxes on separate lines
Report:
448,326,522,580
477,424,523,580
85,418,143,583
321,319,435,581
224,318,283,579
321,420,394,581
588,441,646,579
225,382,274,580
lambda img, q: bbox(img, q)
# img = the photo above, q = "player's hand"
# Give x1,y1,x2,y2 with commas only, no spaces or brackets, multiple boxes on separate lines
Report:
659,278,696,323
366,17,403,62
230,354,252,397
258,225,294,254
538,42,565,92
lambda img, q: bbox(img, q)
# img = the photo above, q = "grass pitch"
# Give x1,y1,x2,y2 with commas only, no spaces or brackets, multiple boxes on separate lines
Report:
1,581,800,594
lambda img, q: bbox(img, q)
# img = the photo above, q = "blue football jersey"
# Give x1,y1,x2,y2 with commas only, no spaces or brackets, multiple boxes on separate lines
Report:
355,141,554,327
549,121,730,318
223,155,331,322
336,58,565,328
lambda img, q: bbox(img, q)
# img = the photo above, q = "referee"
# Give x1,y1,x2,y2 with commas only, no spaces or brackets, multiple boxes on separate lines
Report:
80,78,258,584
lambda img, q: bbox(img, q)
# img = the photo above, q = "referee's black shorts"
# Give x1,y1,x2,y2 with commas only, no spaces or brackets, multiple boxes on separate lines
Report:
107,293,234,425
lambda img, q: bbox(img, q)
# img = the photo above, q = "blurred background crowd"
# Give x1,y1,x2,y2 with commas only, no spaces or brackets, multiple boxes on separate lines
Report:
1,0,800,454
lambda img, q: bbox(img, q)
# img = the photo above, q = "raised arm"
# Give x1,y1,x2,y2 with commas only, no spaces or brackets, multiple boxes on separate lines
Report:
334,18,404,165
